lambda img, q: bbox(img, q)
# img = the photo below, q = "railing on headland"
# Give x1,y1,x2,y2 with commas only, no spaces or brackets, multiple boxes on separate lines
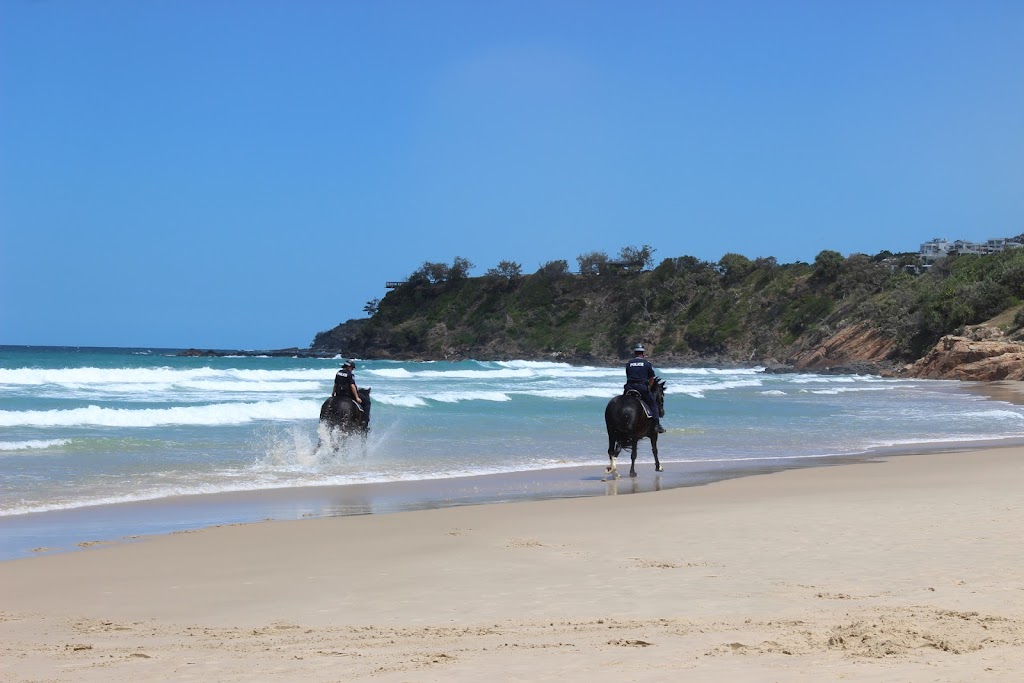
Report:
385,281,407,288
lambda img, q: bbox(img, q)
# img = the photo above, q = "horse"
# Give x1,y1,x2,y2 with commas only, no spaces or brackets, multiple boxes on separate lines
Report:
604,378,666,478
317,387,372,449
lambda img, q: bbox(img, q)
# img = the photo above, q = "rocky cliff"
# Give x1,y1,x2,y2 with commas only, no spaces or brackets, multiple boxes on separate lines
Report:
787,323,899,372
901,325,1024,381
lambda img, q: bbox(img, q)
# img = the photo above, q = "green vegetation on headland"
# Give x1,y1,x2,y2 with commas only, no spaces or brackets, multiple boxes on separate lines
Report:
312,246,1024,371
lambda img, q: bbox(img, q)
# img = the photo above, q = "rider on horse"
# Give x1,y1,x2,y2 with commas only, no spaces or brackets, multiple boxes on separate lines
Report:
332,359,363,411
625,344,665,433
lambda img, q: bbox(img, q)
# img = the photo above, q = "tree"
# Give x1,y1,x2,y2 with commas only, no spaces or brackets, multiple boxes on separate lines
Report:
410,261,450,284
618,244,656,270
812,250,845,283
536,259,569,278
363,297,380,316
577,250,609,275
408,257,474,284
449,256,475,281
835,253,889,298
486,260,523,280
717,252,754,286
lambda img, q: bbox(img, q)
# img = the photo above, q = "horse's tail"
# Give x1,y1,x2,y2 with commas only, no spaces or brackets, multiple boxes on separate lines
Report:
605,396,634,455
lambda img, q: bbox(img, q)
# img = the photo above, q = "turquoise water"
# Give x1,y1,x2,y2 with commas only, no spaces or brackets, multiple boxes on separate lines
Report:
2,345,1023,533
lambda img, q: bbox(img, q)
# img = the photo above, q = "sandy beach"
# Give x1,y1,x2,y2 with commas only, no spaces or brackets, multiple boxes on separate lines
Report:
2,447,1023,682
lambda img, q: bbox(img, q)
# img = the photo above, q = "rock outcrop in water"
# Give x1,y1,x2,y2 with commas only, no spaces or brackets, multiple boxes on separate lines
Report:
901,326,1024,381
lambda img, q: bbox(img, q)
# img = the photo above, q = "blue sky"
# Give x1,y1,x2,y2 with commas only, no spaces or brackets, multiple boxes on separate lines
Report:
2,1,1022,349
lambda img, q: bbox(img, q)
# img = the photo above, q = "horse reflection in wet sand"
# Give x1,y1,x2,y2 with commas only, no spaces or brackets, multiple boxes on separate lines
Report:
604,378,665,478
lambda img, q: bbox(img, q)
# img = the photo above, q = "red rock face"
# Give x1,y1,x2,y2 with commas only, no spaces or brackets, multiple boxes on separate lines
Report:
907,336,1024,381
789,324,898,371
788,322,1024,381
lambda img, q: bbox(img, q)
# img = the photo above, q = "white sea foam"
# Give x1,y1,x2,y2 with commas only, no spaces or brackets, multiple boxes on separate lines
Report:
667,379,763,395
0,399,318,428
366,368,416,379
959,409,1024,421
0,439,71,451
761,390,787,396
372,393,428,407
174,380,323,393
810,386,898,395
495,360,573,370
788,375,857,384
391,368,535,380
859,432,1024,448
430,391,512,403
530,388,619,399
660,366,766,376
368,363,618,381
0,366,333,387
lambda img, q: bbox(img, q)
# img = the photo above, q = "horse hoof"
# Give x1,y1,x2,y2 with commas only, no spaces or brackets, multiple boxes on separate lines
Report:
656,466,664,472
629,472,637,478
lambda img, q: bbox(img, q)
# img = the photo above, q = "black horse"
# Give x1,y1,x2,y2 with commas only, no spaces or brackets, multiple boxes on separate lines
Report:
604,378,666,478
318,388,372,448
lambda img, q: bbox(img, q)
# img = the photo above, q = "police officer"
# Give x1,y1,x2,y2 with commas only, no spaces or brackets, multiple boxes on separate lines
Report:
332,359,363,408
625,344,665,433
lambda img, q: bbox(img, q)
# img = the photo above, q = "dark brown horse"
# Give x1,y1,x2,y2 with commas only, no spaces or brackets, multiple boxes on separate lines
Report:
604,378,665,478
317,388,371,449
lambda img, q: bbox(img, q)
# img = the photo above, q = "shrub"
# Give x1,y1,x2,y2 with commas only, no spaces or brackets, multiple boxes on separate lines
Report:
486,260,523,280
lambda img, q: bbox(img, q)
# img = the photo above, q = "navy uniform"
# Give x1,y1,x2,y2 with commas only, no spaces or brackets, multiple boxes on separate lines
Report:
332,360,362,408
624,344,664,433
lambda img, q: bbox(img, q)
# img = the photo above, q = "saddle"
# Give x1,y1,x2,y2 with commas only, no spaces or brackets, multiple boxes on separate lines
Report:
334,395,364,412
623,389,653,418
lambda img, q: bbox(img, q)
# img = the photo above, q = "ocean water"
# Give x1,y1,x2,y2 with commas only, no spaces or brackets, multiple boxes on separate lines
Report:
2,345,1023,555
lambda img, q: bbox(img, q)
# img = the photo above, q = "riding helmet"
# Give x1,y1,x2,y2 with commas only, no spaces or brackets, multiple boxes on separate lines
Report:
345,359,356,368
633,344,645,353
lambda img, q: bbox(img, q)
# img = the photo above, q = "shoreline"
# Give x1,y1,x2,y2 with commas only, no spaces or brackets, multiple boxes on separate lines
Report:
2,444,1023,681
5,430,1024,562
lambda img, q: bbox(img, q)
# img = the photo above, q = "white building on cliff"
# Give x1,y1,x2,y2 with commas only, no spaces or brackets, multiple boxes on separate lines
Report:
920,235,1023,262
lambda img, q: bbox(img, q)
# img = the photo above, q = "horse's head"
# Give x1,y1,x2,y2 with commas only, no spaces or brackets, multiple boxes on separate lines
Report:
653,377,666,417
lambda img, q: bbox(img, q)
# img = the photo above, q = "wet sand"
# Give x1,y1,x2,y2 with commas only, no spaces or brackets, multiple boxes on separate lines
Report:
2,445,1023,681
0,452,871,560
962,379,1024,405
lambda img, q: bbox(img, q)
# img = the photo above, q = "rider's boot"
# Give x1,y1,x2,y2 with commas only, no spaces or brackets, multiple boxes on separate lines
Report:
655,419,666,434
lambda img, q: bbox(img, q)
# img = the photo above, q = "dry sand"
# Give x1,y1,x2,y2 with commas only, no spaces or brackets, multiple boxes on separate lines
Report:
2,447,1023,682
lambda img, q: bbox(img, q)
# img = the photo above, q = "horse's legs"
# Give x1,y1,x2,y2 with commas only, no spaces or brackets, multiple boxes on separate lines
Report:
606,434,619,478
651,432,663,472
629,440,639,477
